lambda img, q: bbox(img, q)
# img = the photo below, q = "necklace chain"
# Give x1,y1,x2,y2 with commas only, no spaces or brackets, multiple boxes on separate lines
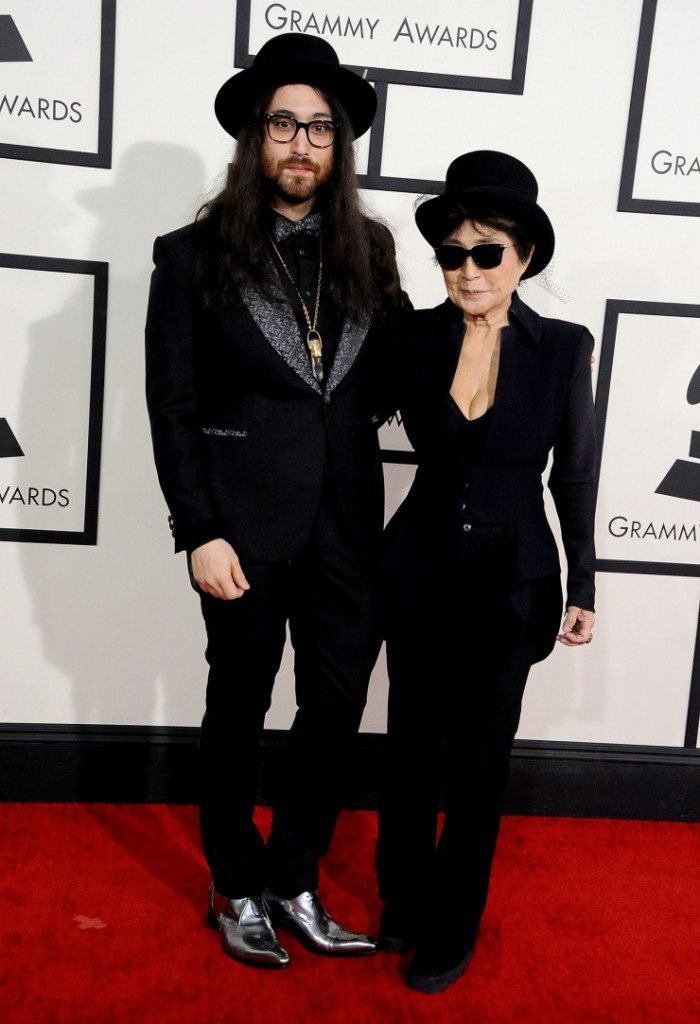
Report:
269,235,324,383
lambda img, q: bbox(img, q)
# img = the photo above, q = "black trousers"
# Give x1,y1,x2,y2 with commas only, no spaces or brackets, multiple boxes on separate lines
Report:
376,524,540,951
198,491,381,899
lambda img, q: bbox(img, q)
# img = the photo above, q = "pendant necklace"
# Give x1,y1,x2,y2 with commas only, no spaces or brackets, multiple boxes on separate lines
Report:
269,235,324,383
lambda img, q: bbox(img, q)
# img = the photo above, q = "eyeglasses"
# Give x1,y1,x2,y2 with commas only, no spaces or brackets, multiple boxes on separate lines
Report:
263,113,339,148
434,243,514,271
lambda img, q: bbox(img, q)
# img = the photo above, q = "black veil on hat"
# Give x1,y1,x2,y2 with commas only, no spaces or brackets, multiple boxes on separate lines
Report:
215,33,377,140
415,150,555,278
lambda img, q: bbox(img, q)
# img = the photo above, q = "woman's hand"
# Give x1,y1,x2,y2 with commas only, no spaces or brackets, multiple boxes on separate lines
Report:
557,606,595,647
191,538,250,600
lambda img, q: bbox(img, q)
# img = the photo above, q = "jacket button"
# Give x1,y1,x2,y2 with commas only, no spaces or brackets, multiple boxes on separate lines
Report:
462,523,472,532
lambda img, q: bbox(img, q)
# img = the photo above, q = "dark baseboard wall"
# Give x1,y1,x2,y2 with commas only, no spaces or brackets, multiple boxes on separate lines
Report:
0,725,698,821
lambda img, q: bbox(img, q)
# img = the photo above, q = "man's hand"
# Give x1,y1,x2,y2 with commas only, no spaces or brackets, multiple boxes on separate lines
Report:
191,539,250,600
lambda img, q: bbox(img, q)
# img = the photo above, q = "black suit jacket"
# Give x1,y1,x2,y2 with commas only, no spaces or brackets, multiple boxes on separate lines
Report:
145,222,395,561
384,292,596,643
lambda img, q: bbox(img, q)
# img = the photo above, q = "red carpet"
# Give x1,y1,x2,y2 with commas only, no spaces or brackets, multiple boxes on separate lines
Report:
1,805,698,1023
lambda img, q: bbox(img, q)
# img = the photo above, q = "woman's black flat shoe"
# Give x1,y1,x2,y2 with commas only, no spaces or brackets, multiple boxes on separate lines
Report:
406,944,474,994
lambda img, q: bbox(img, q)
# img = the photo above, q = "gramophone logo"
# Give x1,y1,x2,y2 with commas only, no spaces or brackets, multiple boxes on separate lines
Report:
0,15,32,61
595,300,700,577
380,410,417,465
0,252,107,544
0,417,24,458
656,365,700,502
0,1,115,168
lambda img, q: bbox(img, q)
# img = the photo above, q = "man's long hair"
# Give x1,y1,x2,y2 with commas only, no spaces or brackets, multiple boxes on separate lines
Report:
195,90,406,321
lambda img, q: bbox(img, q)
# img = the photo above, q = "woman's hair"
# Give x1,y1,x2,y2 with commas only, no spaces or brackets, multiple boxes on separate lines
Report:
440,203,534,265
194,90,406,321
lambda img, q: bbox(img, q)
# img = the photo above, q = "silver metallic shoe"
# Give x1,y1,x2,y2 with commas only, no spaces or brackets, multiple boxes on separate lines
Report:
208,883,289,967
263,889,376,956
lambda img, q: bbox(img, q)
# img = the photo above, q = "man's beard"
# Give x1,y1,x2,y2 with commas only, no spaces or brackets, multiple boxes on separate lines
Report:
262,154,333,206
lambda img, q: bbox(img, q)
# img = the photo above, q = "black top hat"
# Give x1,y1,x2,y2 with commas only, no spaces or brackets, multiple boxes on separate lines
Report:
215,33,377,140
415,150,555,278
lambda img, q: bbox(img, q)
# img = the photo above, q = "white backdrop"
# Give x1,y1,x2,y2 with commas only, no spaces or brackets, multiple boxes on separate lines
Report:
1,0,698,750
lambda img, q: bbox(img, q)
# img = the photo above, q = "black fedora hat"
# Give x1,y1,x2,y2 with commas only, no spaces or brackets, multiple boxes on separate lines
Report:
415,150,555,278
215,33,377,140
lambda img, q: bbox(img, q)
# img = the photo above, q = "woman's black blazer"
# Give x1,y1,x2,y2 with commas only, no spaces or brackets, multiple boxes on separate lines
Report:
384,292,596,633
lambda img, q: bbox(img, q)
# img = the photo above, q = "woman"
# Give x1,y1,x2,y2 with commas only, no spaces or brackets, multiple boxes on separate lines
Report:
376,151,596,994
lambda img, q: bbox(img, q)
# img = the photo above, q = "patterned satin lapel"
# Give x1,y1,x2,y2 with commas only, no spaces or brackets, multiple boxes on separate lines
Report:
240,261,371,396
326,311,372,396
240,270,321,393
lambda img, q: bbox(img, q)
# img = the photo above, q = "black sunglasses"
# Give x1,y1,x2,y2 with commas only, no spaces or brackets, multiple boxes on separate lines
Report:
434,243,513,271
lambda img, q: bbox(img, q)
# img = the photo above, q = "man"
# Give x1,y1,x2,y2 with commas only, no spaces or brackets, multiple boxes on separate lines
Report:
145,33,406,968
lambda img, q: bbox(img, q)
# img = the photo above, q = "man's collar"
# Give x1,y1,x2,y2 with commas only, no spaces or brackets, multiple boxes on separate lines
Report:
272,211,322,242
